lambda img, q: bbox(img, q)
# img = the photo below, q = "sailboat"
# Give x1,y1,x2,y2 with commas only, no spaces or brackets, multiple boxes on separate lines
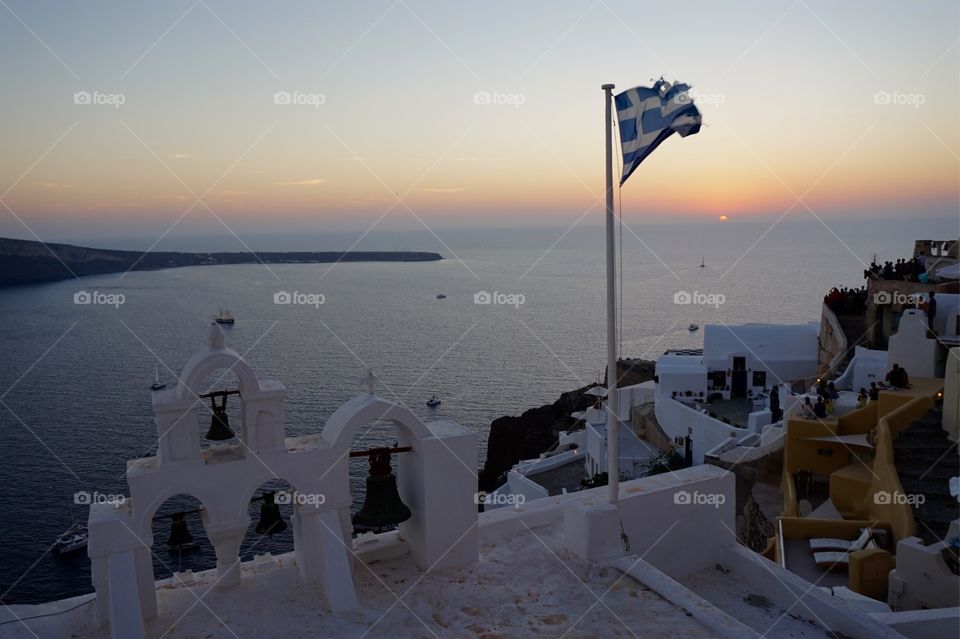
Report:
214,308,235,325
699,256,705,268
53,522,88,555
150,364,166,391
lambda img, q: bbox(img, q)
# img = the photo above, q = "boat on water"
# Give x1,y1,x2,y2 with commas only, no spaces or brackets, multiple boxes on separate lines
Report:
150,363,166,391
426,395,442,407
54,522,88,555
699,257,705,268
214,308,235,325
436,293,447,299
688,323,699,332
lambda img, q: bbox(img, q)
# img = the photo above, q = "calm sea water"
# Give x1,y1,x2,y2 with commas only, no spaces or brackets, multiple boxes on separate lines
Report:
0,217,955,603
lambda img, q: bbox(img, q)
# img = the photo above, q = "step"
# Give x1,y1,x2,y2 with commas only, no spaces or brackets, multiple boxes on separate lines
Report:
914,499,960,525
916,522,950,546
896,463,959,482
893,440,955,455
904,420,948,432
893,458,960,472
894,446,958,460
899,478,956,498
905,421,947,434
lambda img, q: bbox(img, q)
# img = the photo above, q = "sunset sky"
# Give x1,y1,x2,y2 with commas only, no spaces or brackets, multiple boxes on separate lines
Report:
1,0,958,242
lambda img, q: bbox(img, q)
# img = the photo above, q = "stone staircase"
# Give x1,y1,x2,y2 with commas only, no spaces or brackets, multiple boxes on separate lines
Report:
829,312,869,380
893,404,959,544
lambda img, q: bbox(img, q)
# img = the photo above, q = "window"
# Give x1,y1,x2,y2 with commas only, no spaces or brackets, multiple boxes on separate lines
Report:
752,371,766,387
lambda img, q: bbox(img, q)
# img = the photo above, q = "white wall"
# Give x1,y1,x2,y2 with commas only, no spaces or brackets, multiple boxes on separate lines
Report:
656,356,708,402
654,396,741,464
562,465,736,578
888,310,938,378
833,346,888,392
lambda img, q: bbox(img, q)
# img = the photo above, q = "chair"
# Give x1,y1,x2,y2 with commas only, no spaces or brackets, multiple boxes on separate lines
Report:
811,529,878,569
809,528,873,552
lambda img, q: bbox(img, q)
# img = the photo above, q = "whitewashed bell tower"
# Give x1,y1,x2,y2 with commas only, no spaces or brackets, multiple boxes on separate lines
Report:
87,324,478,639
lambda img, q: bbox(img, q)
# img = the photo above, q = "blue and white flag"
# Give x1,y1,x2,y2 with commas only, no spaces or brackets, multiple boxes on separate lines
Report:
615,80,702,185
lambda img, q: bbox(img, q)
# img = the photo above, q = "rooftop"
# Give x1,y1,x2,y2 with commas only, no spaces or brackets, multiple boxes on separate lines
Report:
7,498,727,639
4,466,906,639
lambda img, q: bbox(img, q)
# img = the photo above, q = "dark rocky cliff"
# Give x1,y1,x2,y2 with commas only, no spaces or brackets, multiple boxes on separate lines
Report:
478,358,657,492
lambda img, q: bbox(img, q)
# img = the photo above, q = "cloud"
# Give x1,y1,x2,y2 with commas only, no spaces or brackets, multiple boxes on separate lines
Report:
420,187,465,193
35,181,73,190
274,178,327,186
170,153,193,159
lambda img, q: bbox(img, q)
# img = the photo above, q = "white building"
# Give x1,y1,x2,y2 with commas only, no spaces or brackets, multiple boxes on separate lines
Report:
655,323,819,466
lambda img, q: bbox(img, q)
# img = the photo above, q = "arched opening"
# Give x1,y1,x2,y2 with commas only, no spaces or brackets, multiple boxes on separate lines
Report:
149,493,216,580
239,479,297,562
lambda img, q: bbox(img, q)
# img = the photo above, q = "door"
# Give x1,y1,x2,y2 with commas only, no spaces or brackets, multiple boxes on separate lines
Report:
731,356,747,398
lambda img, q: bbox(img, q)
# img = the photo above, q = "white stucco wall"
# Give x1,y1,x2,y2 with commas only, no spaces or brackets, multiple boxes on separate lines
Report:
888,310,939,378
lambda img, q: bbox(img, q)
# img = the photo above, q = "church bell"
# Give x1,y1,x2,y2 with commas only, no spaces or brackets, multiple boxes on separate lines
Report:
255,491,288,535
352,449,412,530
167,512,194,548
205,392,235,440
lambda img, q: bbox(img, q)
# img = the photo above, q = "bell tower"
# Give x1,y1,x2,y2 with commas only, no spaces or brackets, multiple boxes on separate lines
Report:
86,324,478,639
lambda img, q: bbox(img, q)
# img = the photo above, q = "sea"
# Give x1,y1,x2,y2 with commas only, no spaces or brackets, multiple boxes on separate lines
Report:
1,216,956,604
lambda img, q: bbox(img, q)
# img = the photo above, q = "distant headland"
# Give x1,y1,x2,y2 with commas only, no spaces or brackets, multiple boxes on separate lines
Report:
0,237,443,287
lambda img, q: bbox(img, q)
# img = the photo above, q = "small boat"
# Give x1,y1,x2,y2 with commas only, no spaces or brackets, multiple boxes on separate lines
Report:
426,395,442,407
214,308,235,325
150,363,166,391
699,257,705,268
436,293,447,299
688,323,699,332
54,522,88,555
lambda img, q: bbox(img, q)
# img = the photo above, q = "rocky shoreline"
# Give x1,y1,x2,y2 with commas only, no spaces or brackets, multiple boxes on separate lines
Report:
479,358,656,492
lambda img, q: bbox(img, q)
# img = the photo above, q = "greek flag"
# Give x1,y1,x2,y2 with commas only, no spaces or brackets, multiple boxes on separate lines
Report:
615,80,702,185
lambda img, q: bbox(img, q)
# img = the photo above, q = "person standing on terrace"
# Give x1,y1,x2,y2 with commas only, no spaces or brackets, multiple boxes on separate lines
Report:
813,396,827,418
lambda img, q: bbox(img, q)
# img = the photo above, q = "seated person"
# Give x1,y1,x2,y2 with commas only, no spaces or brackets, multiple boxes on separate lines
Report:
813,395,827,418
868,382,880,401
826,382,840,399
856,388,868,408
824,395,835,414
799,396,815,418
885,363,911,389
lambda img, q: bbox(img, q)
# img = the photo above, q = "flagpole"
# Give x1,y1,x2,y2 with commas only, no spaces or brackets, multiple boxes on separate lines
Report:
602,83,619,505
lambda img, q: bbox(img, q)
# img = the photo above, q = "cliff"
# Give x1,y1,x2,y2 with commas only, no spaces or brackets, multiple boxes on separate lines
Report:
0,237,442,286
478,358,657,492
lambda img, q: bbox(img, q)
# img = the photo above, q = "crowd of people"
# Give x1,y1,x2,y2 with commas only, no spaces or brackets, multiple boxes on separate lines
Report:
864,251,930,283
798,364,911,420
823,286,868,313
